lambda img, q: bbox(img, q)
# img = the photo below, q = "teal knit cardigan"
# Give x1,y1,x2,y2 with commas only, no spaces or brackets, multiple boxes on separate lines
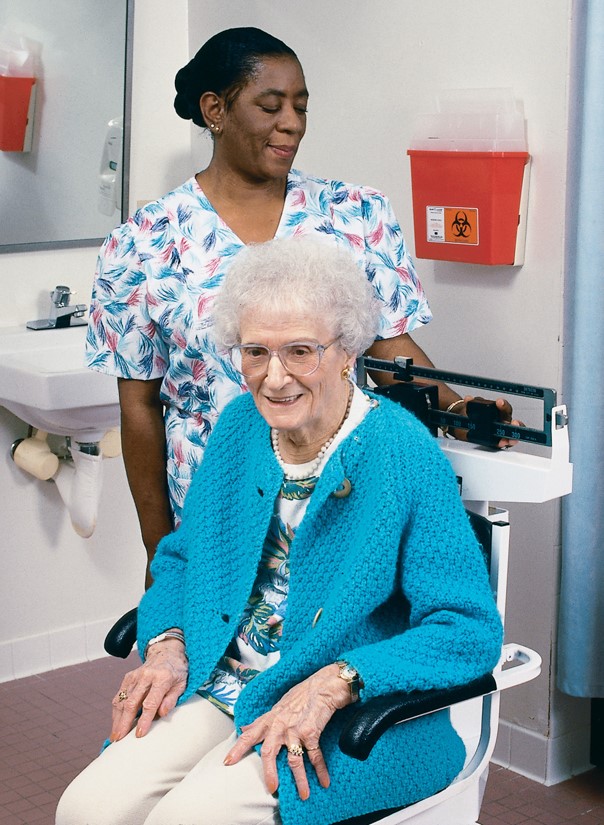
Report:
138,392,503,825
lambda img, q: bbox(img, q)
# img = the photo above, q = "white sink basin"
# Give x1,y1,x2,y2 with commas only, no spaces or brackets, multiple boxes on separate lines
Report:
0,325,119,440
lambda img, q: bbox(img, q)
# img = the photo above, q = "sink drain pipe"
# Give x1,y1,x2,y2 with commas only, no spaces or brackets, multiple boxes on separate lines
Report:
11,429,121,537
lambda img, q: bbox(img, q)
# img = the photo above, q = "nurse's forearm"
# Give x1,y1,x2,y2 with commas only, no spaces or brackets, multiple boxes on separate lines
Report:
365,333,462,410
117,378,173,588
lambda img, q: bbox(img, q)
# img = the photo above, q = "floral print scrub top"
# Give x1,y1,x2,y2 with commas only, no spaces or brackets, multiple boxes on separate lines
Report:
85,169,431,521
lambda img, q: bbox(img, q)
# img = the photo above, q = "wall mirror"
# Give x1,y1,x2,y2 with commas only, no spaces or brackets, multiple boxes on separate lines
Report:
0,0,132,253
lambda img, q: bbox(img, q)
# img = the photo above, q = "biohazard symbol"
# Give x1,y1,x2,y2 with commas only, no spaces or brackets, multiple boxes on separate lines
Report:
451,211,472,238
443,207,479,244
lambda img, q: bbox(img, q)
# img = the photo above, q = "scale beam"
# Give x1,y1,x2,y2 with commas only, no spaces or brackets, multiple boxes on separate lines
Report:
359,356,563,448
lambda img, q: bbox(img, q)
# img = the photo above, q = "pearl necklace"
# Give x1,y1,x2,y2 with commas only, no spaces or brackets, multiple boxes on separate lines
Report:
271,383,354,481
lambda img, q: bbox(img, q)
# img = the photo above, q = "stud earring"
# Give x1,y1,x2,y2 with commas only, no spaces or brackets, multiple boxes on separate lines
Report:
341,366,351,382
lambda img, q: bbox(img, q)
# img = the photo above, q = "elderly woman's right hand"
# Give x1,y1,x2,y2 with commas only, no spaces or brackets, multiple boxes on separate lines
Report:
110,638,188,742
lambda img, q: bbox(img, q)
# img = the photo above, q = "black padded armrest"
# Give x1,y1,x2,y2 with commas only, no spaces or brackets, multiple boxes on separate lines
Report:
339,673,497,761
104,607,138,659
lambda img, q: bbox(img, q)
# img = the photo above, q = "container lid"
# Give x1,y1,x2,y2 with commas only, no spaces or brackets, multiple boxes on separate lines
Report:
409,88,527,152
0,28,40,77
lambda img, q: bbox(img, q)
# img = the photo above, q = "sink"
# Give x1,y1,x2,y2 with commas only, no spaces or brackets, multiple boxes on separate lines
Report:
0,325,119,441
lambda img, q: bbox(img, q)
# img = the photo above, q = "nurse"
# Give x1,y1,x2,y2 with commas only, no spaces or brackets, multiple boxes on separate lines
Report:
85,26,516,585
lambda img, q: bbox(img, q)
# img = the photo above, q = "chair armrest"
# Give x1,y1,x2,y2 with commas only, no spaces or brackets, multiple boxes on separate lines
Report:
339,643,542,762
495,643,542,690
339,674,496,762
104,607,138,658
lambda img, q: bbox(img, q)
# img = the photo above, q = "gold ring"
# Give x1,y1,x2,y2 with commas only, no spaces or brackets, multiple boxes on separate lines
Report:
306,745,320,751
118,690,128,702
287,743,304,757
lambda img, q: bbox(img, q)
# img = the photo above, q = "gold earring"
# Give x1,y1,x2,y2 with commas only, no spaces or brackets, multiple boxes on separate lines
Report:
341,366,351,382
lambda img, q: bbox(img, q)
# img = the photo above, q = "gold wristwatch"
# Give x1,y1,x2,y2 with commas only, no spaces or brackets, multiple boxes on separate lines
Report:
336,660,363,702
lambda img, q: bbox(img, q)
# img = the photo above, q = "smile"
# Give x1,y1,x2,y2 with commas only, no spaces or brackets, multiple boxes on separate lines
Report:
265,394,301,404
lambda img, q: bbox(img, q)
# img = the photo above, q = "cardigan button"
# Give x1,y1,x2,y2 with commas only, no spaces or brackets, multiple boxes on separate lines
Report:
332,478,352,498
312,608,323,628
221,613,230,623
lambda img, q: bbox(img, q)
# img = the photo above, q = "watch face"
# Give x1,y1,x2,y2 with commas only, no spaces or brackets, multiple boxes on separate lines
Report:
337,661,360,702
340,665,356,682
337,661,358,682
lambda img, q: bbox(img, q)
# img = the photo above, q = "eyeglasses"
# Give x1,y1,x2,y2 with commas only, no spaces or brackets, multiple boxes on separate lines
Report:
230,339,339,378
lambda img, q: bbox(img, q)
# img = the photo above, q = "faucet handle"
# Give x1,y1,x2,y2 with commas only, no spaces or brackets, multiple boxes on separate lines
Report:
51,285,74,307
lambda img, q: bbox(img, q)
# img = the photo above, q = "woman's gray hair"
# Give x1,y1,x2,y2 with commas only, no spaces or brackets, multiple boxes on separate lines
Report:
213,237,382,355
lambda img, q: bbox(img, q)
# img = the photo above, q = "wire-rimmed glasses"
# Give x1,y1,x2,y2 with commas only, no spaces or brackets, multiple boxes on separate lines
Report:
230,339,339,378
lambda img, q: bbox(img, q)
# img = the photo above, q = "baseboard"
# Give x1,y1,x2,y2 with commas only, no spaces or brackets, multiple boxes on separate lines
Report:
0,619,119,682
493,719,593,785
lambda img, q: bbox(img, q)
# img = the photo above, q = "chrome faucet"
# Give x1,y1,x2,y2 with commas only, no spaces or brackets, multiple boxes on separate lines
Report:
26,285,88,330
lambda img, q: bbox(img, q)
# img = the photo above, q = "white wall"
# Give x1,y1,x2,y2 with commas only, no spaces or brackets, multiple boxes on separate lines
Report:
0,0,590,786
187,0,588,783
0,0,190,679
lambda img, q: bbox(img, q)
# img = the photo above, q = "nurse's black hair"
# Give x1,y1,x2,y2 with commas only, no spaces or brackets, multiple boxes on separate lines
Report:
174,27,300,128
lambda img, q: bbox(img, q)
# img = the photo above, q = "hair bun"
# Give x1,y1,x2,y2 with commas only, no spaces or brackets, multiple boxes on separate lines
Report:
174,96,191,122
174,63,205,125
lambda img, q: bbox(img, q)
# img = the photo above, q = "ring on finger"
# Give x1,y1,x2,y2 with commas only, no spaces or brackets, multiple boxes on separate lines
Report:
287,743,304,757
118,690,128,702
306,745,320,751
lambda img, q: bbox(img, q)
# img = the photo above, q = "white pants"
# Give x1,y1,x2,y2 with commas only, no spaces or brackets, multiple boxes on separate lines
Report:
55,694,281,825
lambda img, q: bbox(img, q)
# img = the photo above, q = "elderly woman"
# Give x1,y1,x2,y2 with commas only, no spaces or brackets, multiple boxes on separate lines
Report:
58,238,502,825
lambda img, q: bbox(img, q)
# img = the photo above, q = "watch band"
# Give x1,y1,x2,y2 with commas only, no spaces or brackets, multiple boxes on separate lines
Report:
336,660,363,702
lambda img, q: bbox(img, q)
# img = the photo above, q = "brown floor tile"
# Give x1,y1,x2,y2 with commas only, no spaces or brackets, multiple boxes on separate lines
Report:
480,765,604,825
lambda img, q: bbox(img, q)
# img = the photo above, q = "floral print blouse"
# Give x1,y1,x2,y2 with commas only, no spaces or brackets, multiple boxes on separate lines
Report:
85,169,431,520
197,476,310,714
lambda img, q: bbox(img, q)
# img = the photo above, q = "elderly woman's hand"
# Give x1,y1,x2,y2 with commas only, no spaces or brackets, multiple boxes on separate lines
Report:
110,637,188,742
224,663,352,800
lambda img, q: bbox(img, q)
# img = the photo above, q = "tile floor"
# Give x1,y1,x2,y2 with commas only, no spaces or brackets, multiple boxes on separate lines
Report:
0,654,602,825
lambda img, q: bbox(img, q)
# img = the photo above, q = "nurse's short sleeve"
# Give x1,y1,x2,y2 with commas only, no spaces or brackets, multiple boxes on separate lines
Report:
362,191,432,339
85,222,169,380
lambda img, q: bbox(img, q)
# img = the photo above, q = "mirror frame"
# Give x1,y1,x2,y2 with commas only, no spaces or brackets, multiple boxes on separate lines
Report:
0,0,134,254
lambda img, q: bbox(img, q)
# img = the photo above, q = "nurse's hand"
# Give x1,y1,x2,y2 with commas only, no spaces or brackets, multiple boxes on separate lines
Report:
224,664,353,801
450,396,524,449
492,398,525,449
110,638,188,742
